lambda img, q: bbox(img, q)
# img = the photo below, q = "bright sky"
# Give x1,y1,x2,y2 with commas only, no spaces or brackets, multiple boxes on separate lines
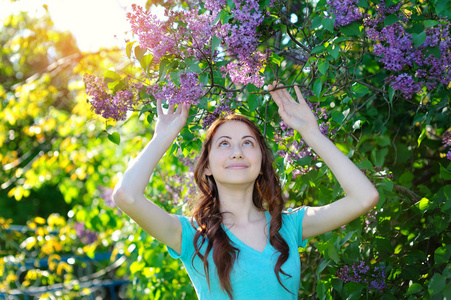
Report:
1,0,162,52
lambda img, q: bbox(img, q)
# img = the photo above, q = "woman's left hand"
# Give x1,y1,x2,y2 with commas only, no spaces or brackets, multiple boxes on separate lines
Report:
268,82,319,134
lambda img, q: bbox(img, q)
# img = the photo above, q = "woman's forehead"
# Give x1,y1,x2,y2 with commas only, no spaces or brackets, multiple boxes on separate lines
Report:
212,121,256,139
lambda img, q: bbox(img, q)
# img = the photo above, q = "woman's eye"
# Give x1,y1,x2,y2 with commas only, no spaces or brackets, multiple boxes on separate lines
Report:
219,141,229,147
243,140,254,146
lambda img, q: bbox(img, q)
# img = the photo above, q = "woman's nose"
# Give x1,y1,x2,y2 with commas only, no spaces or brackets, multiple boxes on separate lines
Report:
230,145,244,159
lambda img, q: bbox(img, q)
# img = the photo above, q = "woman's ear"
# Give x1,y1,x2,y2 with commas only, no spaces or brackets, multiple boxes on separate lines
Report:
204,167,212,176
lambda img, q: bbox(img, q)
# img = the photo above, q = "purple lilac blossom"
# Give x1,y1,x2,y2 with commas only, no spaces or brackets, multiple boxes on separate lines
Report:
74,222,98,245
364,3,451,98
327,0,363,27
83,74,138,121
443,131,451,160
386,74,422,99
151,72,204,105
336,261,386,292
203,99,234,129
99,187,116,208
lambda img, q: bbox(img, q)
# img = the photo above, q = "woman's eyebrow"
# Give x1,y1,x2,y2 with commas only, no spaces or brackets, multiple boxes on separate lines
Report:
216,136,231,142
242,135,256,140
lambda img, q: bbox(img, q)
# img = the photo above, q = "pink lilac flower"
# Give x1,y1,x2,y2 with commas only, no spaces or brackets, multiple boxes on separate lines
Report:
83,74,138,121
151,72,204,105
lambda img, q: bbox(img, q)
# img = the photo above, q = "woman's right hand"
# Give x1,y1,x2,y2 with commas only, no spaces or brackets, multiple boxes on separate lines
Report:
154,99,191,137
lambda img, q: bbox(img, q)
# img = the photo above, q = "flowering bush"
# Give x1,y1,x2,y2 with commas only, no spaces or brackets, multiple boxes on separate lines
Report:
3,0,450,299
78,0,450,298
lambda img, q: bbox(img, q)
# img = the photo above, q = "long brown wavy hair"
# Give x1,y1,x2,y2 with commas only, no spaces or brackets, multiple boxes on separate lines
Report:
191,114,291,299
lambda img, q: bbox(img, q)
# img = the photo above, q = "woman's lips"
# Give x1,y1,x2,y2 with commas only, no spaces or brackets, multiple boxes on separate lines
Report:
225,163,248,169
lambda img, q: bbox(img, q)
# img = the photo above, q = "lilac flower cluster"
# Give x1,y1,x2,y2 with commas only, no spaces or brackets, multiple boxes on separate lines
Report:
160,155,197,205
442,131,451,160
217,0,268,87
364,3,451,98
99,186,116,208
202,98,234,129
336,260,386,292
83,74,139,121
127,5,216,63
364,209,377,231
74,222,98,245
327,0,363,27
150,72,204,105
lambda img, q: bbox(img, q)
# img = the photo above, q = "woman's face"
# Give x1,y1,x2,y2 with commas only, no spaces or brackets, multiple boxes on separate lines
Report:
205,121,262,187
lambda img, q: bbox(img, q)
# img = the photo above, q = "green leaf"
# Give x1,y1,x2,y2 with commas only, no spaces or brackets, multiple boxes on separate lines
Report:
104,70,121,81
424,20,438,27
187,59,201,73
356,159,373,170
412,32,427,47
378,179,394,192
351,83,370,96
384,14,399,26
270,53,282,66
313,78,322,97
213,10,227,25
418,197,430,211
311,15,323,29
322,17,334,32
226,0,235,10
428,273,445,295
434,245,451,264
318,59,330,75
126,41,136,59
327,244,340,263
388,86,395,106
107,132,120,145
406,283,423,295
140,54,153,72
134,45,147,61
328,45,340,59
317,259,330,279
358,0,368,8
340,22,361,36
159,59,171,80
311,45,326,54
428,45,441,59
331,110,345,125
440,163,451,180
211,35,221,55
139,105,152,117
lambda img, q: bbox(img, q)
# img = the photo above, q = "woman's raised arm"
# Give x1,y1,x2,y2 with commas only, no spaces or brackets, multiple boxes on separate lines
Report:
113,100,190,254
268,83,379,240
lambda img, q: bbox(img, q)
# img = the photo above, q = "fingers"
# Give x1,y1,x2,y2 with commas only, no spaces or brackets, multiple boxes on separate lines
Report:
294,86,306,104
156,99,163,116
269,82,296,106
181,103,191,117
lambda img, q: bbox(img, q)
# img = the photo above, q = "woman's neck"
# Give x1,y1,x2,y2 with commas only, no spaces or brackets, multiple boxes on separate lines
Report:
216,183,264,226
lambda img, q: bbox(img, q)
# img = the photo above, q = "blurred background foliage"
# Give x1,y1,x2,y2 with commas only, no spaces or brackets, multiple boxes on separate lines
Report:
1,0,450,299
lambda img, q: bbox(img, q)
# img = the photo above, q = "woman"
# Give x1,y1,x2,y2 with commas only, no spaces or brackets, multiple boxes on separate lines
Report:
112,84,379,299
